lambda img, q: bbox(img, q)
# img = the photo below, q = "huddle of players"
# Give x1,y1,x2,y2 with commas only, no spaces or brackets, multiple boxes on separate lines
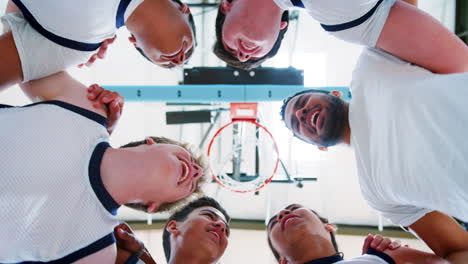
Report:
0,0,467,263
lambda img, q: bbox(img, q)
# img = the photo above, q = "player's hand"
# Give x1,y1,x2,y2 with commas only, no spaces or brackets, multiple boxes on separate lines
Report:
78,35,116,68
362,234,401,254
114,223,158,264
114,223,144,253
87,84,123,135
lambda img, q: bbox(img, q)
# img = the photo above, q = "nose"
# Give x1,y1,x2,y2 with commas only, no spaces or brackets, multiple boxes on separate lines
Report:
192,163,203,180
277,209,292,221
237,51,251,62
295,107,307,124
171,51,185,66
214,221,227,236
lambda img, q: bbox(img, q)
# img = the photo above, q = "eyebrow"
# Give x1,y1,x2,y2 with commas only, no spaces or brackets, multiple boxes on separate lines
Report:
200,209,229,229
289,96,305,131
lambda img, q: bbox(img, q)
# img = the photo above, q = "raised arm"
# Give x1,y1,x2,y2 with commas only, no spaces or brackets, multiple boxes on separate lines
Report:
0,0,24,91
377,0,468,74
19,71,107,117
409,211,468,263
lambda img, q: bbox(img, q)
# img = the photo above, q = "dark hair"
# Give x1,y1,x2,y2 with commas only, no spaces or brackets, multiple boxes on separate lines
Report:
267,206,341,261
280,89,330,122
213,0,289,70
120,136,209,213
162,197,231,261
134,0,197,68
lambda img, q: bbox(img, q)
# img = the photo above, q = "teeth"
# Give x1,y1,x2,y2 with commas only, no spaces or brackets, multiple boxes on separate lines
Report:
311,112,319,127
178,161,189,184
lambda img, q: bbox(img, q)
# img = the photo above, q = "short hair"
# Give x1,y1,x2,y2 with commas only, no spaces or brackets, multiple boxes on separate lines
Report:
267,207,341,261
213,0,289,70
162,197,231,261
134,0,197,68
280,89,330,122
121,136,209,213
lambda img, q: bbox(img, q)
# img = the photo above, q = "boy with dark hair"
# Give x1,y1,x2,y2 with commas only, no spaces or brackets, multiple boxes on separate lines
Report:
213,0,289,70
162,196,231,264
214,0,467,73
267,204,447,264
0,0,197,90
0,71,207,263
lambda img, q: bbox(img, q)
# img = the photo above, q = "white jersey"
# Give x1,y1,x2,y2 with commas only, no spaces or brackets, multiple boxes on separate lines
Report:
304,250,395,264
0,101,121,263
272,0,396,47
349,48,468,226
11,0,143,50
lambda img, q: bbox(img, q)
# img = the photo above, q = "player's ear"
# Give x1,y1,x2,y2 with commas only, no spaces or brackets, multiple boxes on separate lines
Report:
220,0,232,14
146,201,159,213
146,137,156,145
280,21,288,30
318,146,328,151
331,90,343,98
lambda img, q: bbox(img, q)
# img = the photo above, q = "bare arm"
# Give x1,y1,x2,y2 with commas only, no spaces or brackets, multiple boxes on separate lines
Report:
377,0,468,74
383,246,448,264
0,32,22,91
409,211,468,263
19,71,108,118
0,0,24,91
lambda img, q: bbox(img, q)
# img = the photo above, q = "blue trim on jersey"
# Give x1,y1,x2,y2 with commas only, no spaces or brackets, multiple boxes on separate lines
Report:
0,101,107,128
89,142,121,216
304,255,343,264
12,0,102,51
124,254,140,264
290,0,305,8
320,0,384,32
367,249,396,264
0,233,115,264
116,0,133,28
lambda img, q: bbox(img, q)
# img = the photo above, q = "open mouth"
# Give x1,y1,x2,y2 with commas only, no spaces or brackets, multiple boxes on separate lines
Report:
178,160,190,184
238,40,259,54
306,107,321,133
280,214,300,231
208,229,222,245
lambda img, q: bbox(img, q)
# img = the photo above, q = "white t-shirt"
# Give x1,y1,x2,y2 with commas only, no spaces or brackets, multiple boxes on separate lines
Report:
349,48,468,226
0,101,120,262
1,0,143,81
304,252,393,264
272,0,396,47
12,0,143,46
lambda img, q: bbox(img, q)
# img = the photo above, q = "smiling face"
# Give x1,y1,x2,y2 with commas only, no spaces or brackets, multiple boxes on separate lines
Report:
167,206,230,262
267,204,337,262
219,0,287,62
283,92,348,147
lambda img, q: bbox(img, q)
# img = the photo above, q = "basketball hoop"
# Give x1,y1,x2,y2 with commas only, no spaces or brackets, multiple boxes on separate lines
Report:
207,103,280,193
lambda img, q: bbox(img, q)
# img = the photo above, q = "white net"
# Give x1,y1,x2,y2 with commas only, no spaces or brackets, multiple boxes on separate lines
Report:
207,120,279,193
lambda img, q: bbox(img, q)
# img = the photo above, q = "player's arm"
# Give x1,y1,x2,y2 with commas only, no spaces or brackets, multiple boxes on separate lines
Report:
408,211,468,263
19,71,108,117
0,32,22,91
377,0,468,74
0,0,25,91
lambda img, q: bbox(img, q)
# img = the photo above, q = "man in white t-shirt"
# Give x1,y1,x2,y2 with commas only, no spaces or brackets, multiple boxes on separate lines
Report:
213,0,468,72
0,0,197,90
267,204,446,264
280,48,468,262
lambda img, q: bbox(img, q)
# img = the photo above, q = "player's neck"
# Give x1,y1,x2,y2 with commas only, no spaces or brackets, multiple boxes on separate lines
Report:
100,148,149,205
169,250,217,264
285,239,337,264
